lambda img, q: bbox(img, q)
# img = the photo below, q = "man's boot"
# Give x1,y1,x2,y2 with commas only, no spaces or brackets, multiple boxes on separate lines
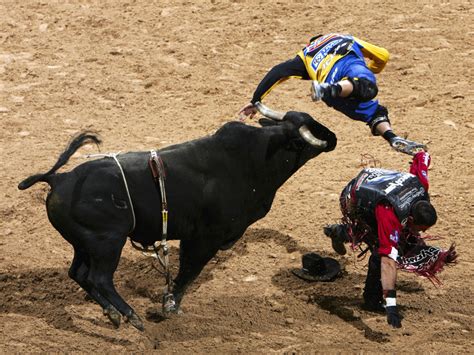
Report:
323,224,348,255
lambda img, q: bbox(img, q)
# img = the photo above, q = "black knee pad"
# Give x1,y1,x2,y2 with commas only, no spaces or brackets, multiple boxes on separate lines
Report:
348,77,378,101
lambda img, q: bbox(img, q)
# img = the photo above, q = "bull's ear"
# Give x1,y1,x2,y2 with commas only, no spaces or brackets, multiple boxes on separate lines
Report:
259,118,278,127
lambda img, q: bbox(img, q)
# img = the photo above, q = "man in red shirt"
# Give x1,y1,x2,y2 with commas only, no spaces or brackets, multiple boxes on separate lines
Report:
325,152,457,328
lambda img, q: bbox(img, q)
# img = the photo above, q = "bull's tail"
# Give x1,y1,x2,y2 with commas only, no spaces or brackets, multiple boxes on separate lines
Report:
18,131,101,190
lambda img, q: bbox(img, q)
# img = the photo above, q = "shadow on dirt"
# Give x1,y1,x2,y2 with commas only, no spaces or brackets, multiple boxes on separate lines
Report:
240,227,313,254
247,228,427,344
0,227,306,338
0,228,250,337
0,229,261,337
0,227,427,344
270,267,392,343
313,295,390,343
0,265,133,345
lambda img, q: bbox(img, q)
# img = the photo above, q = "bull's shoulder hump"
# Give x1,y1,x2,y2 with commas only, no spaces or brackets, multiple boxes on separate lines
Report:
213,122,261,150
214,121,258,139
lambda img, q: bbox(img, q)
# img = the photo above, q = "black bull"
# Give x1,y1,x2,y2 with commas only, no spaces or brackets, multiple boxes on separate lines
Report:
18,111,336,331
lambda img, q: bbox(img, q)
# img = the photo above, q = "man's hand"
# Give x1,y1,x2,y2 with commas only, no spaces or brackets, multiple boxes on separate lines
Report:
311,81,341,101
237,102,258,121
389,136,427,156
385,305,402,328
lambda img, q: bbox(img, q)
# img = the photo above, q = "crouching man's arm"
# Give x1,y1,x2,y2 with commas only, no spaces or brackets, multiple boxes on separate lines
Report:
381,256,402,328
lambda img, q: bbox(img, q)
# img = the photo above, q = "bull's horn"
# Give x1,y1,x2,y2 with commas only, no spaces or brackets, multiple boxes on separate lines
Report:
254,101,285,121
299,125,327,148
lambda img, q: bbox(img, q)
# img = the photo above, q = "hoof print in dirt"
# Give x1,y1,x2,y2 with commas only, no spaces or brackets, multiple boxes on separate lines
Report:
145,309,168,324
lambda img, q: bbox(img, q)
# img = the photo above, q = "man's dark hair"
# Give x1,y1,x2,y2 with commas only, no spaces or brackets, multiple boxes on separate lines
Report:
411,200,437,227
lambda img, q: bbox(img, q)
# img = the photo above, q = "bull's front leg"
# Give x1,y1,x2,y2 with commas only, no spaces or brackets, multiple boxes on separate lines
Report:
170,238,219,313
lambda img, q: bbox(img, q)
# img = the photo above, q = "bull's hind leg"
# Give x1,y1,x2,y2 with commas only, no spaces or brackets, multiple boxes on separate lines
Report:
172,238,220,313
68,248,122,328
86,234,145,331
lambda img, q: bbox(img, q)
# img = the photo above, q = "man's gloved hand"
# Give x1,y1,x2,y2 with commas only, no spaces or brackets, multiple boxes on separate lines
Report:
385,305,402,328
389,136,427,156
311,81,342,101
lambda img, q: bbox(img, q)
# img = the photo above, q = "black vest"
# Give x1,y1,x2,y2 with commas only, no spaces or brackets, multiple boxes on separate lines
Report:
344,168,429,226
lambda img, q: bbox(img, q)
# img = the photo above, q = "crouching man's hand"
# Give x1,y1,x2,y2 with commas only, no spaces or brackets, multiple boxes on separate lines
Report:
384,289,402,328
386,305,402,328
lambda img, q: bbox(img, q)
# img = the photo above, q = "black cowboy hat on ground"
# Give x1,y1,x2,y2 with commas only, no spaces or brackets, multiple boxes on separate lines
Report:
292,252,341,282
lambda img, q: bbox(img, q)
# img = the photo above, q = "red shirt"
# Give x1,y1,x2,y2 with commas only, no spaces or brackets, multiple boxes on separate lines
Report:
375,152,431,259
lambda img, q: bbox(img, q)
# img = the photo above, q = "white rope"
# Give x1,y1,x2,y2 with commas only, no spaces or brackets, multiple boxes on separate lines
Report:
83,152,136,234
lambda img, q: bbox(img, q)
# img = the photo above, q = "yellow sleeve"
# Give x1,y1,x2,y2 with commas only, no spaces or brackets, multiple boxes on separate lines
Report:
353,37,390,74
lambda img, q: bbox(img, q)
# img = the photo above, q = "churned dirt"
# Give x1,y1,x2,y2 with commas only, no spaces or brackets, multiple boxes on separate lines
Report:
1,0,473,352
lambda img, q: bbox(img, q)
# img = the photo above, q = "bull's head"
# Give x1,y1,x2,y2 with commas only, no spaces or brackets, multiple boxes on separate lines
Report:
256,101,336,155
255,102,333,149
251,102,337,189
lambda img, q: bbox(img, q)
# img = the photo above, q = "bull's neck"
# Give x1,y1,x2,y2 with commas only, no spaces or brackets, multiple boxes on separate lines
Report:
256,153,304,193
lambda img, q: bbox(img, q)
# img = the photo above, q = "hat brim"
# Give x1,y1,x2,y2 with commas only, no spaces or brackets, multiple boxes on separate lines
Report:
291,257,341,282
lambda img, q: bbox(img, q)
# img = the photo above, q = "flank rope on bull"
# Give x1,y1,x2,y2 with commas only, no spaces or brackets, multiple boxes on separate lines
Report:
85,151,175,312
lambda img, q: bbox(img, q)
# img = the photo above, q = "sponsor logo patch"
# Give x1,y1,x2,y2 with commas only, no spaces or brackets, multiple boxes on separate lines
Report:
311,39,344,71
389,230,400,243
384,173,412,194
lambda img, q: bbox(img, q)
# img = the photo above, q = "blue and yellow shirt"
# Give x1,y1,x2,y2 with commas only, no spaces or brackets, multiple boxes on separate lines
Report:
251,34,390,123
297,33,389,83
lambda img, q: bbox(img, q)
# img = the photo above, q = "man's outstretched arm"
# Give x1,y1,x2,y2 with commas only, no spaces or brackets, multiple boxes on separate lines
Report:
238,56,308,119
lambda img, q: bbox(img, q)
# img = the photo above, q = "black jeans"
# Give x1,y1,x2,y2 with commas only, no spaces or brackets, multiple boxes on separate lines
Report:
363,253,383,309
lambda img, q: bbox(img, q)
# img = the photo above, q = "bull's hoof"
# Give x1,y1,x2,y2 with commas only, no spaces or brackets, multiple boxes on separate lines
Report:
174,308,183,315
163,305,183,316
103,305,121,328
125,312,145,332
162,293,178,315
145,309,167,323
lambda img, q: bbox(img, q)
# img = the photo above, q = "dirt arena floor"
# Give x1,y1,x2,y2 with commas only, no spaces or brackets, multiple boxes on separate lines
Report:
1,0,473,352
